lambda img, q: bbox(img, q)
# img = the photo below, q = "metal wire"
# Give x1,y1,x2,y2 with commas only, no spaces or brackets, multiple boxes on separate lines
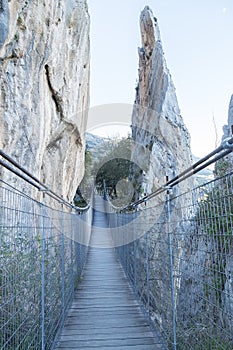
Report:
0,158,92,350
106,157,233,350
0,150,89,212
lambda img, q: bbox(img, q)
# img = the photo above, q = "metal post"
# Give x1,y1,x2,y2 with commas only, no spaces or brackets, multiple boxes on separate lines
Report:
133,211,138,294
126,227,129,279
167,186,177,350
70,214,74,300
61,211,65,324
41,204,46,350
123,213,126,271
146,230,150,318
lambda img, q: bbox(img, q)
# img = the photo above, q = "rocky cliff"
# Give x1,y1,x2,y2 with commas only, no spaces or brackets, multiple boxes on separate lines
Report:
129,7,193,341
175,97,233,347
131,6,192,195
0,0,90,202
223,95,233,140
221,95,233,171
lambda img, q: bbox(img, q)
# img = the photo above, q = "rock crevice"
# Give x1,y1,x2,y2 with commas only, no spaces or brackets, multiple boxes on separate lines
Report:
44,63,64,118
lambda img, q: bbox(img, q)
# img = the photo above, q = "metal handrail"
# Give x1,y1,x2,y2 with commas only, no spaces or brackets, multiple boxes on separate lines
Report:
0,149,89,212
122,136,233,210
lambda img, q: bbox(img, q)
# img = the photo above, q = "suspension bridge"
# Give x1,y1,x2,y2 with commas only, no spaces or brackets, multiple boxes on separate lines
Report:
55,196,165,350
0,137,233,350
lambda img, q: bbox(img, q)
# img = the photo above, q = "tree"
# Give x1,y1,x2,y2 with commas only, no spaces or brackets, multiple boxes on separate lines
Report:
95,136,138,198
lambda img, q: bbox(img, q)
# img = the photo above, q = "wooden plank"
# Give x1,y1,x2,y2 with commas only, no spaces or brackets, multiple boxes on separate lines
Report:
60,326,153,337
54,196,166,350
56,337,159,347
56,346,164,350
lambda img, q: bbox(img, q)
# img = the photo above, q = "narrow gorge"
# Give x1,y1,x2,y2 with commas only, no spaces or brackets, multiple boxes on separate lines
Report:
0,3,232,349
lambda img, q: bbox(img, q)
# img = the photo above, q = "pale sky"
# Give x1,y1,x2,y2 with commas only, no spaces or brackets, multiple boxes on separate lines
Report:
87,0,233,157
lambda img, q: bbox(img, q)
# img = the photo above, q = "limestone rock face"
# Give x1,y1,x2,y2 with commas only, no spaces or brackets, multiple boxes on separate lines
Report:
0,0,90,202
218,95,233,174
129,7,193,340
131,6,192,195
223,95,233,139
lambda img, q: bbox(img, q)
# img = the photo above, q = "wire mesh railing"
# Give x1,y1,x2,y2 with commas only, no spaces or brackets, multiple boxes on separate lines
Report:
106,138,233,350
0,153,92,350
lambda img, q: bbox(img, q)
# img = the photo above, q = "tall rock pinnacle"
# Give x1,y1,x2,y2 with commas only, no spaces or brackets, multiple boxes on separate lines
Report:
131,6,192,195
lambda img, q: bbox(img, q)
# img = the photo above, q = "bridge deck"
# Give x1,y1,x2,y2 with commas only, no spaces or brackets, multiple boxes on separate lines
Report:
55,196,165,350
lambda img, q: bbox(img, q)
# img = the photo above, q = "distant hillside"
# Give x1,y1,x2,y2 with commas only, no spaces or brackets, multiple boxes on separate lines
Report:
86,132,109,150
192,155,214,186
85,132,119,162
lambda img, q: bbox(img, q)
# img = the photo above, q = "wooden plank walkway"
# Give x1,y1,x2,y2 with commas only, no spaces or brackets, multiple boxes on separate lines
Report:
55,196,166,350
